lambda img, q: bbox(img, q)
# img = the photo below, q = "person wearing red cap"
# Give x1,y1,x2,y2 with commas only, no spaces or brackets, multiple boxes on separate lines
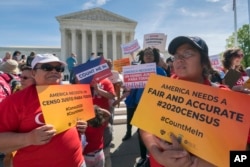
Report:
140,36,228,167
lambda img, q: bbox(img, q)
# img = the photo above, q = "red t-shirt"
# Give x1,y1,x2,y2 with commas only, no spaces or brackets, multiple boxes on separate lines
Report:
92,78,115,110
0,85,83,167
83,123,107,154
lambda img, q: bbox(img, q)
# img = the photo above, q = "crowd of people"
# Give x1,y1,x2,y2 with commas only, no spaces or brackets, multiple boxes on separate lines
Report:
0,35,250,167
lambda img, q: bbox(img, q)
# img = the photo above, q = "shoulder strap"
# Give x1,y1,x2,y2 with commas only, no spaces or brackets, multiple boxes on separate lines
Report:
0,73,21,93
0,74,11,96
0,73,13,83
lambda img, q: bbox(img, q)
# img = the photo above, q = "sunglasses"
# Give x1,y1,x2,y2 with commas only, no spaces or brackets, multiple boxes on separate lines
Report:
20,76,30,80
236,54,244,58
35,64,65,72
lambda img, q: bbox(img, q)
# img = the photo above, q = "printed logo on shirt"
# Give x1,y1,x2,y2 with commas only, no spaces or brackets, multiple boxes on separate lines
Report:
35,112,45,125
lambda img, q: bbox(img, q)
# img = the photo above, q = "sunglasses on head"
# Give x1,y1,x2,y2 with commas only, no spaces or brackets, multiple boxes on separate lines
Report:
35,64,65,72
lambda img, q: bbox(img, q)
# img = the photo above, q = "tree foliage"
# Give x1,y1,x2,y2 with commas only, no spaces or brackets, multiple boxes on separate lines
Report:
226,24,250,67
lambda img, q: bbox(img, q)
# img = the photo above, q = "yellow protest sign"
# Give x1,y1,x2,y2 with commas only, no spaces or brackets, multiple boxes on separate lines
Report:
131,74,250,167
36,84,95,134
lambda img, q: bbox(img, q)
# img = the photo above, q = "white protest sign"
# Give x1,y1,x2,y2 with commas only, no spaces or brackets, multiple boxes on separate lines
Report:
143,33,167,52
121,39,140,56
122,63,156,89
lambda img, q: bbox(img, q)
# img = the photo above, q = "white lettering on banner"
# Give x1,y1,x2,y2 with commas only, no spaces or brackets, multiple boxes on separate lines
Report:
125,81,146,89
123,68,156,74
124,44,138,52
77,63,109,80
100,63,109,71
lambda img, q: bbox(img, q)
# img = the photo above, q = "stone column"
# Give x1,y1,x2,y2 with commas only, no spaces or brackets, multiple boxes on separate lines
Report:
122,31,126,45
60,28,66,61
103,30,107,57
71,29,77,54
92,30,97,54
130,31,135,41
81,29,87,62
112,31,117,60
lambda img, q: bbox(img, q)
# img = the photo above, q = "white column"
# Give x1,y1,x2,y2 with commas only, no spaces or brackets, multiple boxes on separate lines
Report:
81,29,87,62
103,30,107,57
112,31,117,60
60,28,66,61
92,30,97,54
130,31,135,41
122,31,126,44
71,29,77,54
121,31,126,58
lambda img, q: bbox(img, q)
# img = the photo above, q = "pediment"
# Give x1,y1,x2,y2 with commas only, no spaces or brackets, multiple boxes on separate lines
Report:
56,8,137,24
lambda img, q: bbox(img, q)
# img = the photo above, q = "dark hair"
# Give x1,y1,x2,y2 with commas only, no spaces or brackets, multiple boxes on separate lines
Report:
137,47,160,64
87,105,106,127
199,47,212,78
29,51,36,57
21,55,26,59
222,48,242,70
20,65,32,71
210,69,222,84
166,56,174,63
13,50,21,56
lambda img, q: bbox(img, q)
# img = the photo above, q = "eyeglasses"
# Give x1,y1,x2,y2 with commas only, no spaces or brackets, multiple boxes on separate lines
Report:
35,64,65,72
144,53,154,57
173,50,196,61
20,76,31,80
236,54,244,58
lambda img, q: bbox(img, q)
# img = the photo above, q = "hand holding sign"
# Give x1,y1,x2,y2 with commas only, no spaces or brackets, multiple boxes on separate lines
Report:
141,129,195,167
28,124,56,145
76,120,88,135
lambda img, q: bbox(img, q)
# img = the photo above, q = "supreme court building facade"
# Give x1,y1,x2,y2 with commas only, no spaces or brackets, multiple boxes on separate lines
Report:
56,8,137,63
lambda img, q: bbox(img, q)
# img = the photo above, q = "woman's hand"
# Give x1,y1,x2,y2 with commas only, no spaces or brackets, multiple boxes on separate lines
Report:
153,134,195,167
26,124,56,146
76,120,88,134
154,134,215,167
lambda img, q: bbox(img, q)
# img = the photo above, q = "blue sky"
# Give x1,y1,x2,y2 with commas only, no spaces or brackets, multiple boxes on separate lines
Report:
0,0,249,55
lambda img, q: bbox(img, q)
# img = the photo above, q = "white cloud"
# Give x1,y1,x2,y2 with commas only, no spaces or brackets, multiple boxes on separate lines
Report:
222,2,233,12
155,0,174,9
179,7,208,17
206,0,220,2
82,0,110,9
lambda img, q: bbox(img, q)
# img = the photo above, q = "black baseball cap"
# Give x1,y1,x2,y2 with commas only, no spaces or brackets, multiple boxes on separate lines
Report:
168,36,208,55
